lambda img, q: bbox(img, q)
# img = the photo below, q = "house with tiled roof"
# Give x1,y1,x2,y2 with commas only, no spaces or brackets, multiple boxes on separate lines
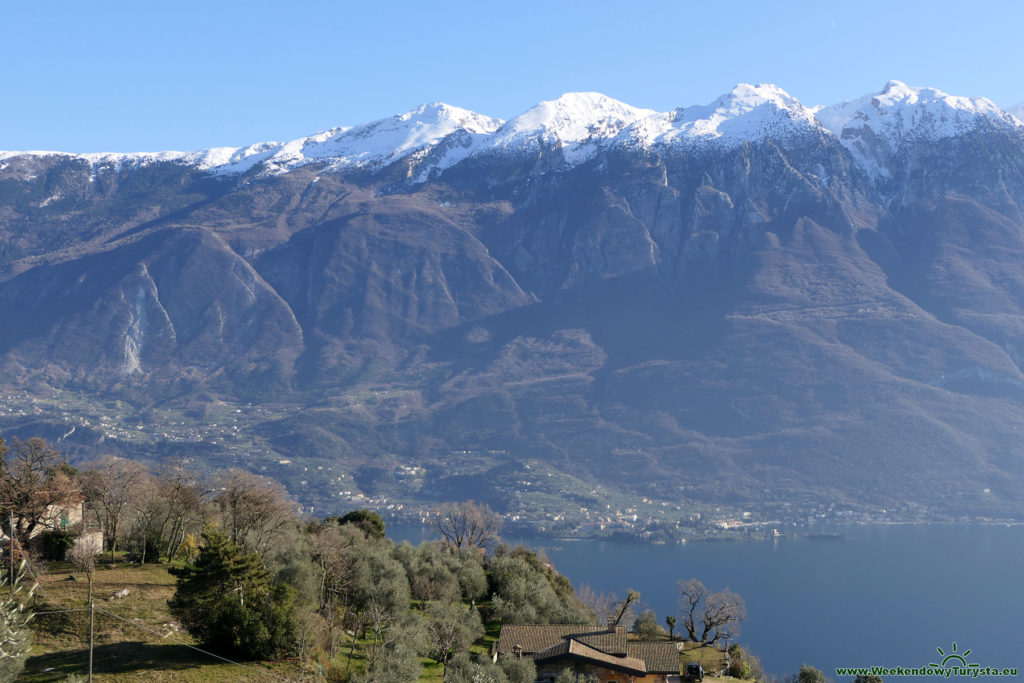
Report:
496,624,681,682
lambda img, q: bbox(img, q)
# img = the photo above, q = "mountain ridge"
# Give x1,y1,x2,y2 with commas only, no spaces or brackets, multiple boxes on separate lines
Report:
3,82,1024,525
5,81,1021,182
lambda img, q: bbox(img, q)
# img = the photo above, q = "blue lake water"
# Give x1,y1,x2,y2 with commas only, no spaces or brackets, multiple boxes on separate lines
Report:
391,523,1024,680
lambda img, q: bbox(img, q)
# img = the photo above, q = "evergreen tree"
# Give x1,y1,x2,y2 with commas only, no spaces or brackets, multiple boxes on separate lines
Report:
334,509,386,539
168,527,296,659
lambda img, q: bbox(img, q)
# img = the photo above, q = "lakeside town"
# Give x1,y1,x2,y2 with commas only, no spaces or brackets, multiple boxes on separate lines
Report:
2,390,1017,547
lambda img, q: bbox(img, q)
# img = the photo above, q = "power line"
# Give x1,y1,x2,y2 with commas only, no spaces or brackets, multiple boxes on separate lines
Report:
93,607,304,682
25,598,309,679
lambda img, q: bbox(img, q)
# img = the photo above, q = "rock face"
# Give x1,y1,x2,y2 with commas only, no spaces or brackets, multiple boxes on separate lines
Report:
3,82,1024,517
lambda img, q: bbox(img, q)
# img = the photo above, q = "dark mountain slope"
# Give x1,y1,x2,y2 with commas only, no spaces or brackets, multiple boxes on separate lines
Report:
3,106,1024,520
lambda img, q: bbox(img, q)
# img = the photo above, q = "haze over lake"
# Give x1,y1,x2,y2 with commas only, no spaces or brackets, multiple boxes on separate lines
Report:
393,523,1024,680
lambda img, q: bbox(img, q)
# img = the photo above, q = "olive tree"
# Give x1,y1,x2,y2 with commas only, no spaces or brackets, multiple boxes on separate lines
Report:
793,665,829,683
632,609,665,639
425,601,483,665
0,562,35,681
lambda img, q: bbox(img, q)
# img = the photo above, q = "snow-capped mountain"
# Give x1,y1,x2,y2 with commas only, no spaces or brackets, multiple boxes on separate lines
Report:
206,102,505,175
0,103,505,177
3,81,1022,182
472,92,656,164
617,83,822,151
7,79,1024,520
409,92,657,178
816,80,1016,143
814,81,1021,177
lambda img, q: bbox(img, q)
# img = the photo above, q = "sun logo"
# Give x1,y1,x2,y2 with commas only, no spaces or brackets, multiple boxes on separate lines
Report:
930,642,981,668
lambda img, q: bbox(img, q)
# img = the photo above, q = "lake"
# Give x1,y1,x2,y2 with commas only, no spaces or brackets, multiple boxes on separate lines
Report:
391,523,1024,680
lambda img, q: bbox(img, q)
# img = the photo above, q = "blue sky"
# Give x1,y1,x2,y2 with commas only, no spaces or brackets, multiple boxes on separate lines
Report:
3,0,1022,153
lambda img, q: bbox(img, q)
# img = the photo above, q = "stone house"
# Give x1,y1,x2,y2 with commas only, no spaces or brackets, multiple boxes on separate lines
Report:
496,624,681,682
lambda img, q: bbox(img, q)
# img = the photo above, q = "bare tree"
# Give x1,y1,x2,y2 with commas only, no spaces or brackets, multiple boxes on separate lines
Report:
80,456,149,562
155,462,206,561
611,589,640,627
213,468,297,559
68,540,99,578
0,437,80,538
576,584,615,625
433,501,502,550
125,461,205,562
677,578,747,645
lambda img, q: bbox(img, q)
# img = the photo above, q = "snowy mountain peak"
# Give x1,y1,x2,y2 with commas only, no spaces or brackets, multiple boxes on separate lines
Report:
719,82,805,112
686,82,816,132
395,102,503,134
816,81,1016,142
503,92,655,141
619,82,820,151
813,81,1023,179
220,102,504,175
6,83,1024,183
878,80,1003,116
453,92,658,166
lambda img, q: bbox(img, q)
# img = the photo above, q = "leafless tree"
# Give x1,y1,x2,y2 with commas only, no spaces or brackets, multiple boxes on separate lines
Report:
0,437,81,538
433,501,502,550
677,578,747,644
611,589,640,627
576,584,616,625
68,540,99,574
80,456,149,562
126,461,205,562
212,468,297,560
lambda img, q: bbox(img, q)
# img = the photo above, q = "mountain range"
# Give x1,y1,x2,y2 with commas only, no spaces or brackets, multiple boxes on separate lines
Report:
3,80,1024,523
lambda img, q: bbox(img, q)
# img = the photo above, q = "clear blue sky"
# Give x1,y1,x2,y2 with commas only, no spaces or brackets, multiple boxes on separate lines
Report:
3,0,1022,153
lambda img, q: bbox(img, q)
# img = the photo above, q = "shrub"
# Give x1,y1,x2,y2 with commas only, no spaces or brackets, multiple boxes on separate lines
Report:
39,529,79,561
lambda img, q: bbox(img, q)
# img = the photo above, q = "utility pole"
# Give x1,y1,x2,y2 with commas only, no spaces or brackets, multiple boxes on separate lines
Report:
8,510,13,595
88,568,94,682
83,547,96,683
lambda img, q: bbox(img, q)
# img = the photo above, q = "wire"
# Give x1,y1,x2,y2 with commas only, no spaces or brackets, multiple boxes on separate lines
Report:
28,608,91,616
93,607,305,682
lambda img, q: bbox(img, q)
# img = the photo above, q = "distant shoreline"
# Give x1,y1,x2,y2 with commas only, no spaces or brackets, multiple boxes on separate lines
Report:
385,518,1024,546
